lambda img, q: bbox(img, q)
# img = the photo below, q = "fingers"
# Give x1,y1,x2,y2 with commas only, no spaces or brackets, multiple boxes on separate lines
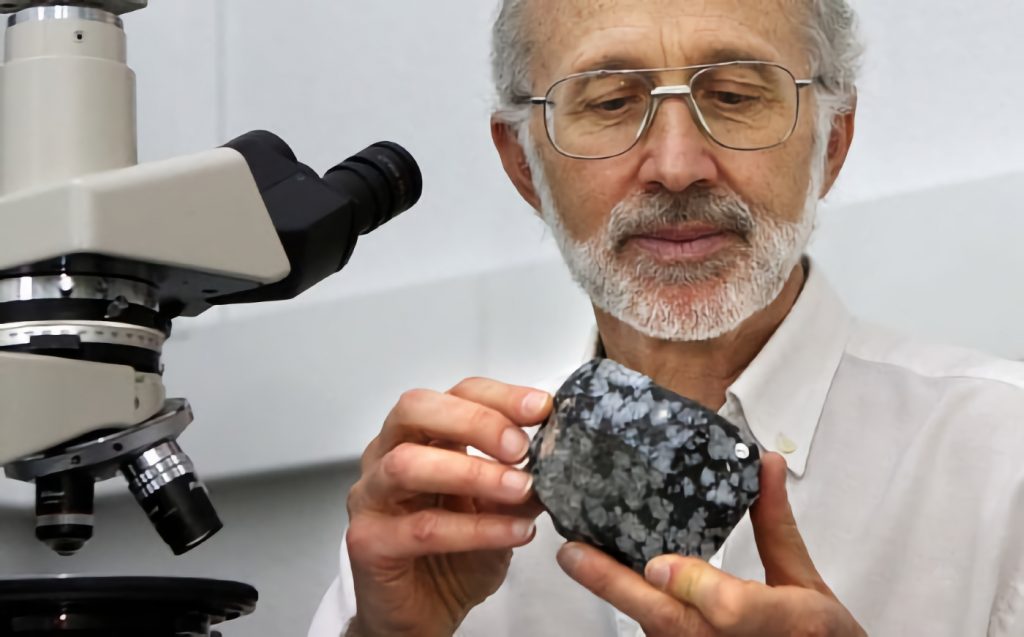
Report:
365,381,551,468
645,555,787,635
556,543,712,637
348,378,552,568
448,377,553,426
347,508,537,562
646,555,865,637
362,443,535,507
476,493,547,520
751,453,832,595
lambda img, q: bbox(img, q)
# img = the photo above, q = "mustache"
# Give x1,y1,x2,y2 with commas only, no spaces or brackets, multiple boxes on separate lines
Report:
606,189,757,249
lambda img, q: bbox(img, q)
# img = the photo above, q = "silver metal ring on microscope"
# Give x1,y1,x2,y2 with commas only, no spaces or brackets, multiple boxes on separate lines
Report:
0,320,166,351
0,275,159,310
8,5,123,27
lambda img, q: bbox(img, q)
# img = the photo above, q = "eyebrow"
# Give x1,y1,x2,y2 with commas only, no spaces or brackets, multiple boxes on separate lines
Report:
571,46,779,74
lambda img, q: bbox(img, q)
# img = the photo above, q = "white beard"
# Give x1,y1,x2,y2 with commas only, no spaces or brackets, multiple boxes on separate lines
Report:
522,120,829,343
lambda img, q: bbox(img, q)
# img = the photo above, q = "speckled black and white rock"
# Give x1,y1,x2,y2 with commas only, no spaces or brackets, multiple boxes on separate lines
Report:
528,358,761,572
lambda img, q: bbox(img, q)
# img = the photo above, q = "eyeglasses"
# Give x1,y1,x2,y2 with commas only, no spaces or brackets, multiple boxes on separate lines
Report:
518,61,816,160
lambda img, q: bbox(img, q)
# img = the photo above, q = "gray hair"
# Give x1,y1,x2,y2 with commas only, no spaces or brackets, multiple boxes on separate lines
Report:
491,0,863,133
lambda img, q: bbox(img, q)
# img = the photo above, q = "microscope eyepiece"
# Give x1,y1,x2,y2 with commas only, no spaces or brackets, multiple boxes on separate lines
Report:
323,141,423,236
213,133,423,304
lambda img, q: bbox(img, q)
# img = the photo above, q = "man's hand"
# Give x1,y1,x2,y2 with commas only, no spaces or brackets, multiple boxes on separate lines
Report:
556,453,867,636
344,378,551,637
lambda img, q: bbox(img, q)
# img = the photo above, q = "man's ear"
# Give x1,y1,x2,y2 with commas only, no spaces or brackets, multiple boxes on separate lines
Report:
819,93,857,198
491,117,543,211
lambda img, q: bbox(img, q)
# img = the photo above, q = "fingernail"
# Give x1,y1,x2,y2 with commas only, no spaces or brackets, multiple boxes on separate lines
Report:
557,544,584,573
645,562,670,590
511,519,535,540
522,391,550,417
501,470,533,496
501,428,530,459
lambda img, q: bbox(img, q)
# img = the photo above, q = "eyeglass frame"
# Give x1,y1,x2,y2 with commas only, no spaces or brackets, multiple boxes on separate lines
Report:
515,60,818,160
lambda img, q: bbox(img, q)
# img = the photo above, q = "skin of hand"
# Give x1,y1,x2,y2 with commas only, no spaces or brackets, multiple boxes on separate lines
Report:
556,453,868,637
343,377,552,637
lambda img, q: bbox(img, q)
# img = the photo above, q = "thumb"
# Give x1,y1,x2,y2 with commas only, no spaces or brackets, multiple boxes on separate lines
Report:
751,452,833,597
645,555,787,635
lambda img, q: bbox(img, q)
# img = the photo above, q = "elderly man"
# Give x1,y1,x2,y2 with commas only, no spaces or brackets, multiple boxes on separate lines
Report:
309,1,1024,635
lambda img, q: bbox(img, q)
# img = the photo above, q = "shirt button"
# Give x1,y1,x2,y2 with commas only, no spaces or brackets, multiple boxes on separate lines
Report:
776,434,798,454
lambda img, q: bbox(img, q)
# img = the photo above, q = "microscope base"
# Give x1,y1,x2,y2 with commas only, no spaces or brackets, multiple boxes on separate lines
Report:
0,576,257,636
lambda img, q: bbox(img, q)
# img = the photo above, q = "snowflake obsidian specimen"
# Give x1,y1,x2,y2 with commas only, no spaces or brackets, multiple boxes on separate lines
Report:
528,358,761,572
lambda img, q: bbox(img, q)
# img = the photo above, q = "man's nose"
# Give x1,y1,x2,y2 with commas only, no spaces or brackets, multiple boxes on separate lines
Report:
635,97,719,192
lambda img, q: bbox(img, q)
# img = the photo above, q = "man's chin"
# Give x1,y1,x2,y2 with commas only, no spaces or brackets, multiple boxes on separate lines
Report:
631,260,739,295
615,289,747,343
641,278,737,314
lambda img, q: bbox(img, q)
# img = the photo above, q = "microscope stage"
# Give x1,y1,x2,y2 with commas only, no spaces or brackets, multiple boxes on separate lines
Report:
0,576,256,635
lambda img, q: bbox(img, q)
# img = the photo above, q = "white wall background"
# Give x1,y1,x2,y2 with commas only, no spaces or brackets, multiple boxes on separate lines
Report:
1,1,1023,634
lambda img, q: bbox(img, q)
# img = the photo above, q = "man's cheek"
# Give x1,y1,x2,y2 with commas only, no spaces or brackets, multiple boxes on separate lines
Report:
557,199,612,242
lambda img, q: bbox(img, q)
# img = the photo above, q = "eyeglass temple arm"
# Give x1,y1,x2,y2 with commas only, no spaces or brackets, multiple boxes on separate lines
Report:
509,96,549,105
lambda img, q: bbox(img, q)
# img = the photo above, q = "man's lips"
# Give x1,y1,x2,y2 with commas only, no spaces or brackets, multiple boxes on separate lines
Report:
626,224,739,260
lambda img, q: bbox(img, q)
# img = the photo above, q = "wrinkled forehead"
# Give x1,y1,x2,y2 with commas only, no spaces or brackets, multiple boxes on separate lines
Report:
526,0,811,90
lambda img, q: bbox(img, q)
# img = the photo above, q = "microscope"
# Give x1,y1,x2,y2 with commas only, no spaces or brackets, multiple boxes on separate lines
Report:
0,1,422,633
